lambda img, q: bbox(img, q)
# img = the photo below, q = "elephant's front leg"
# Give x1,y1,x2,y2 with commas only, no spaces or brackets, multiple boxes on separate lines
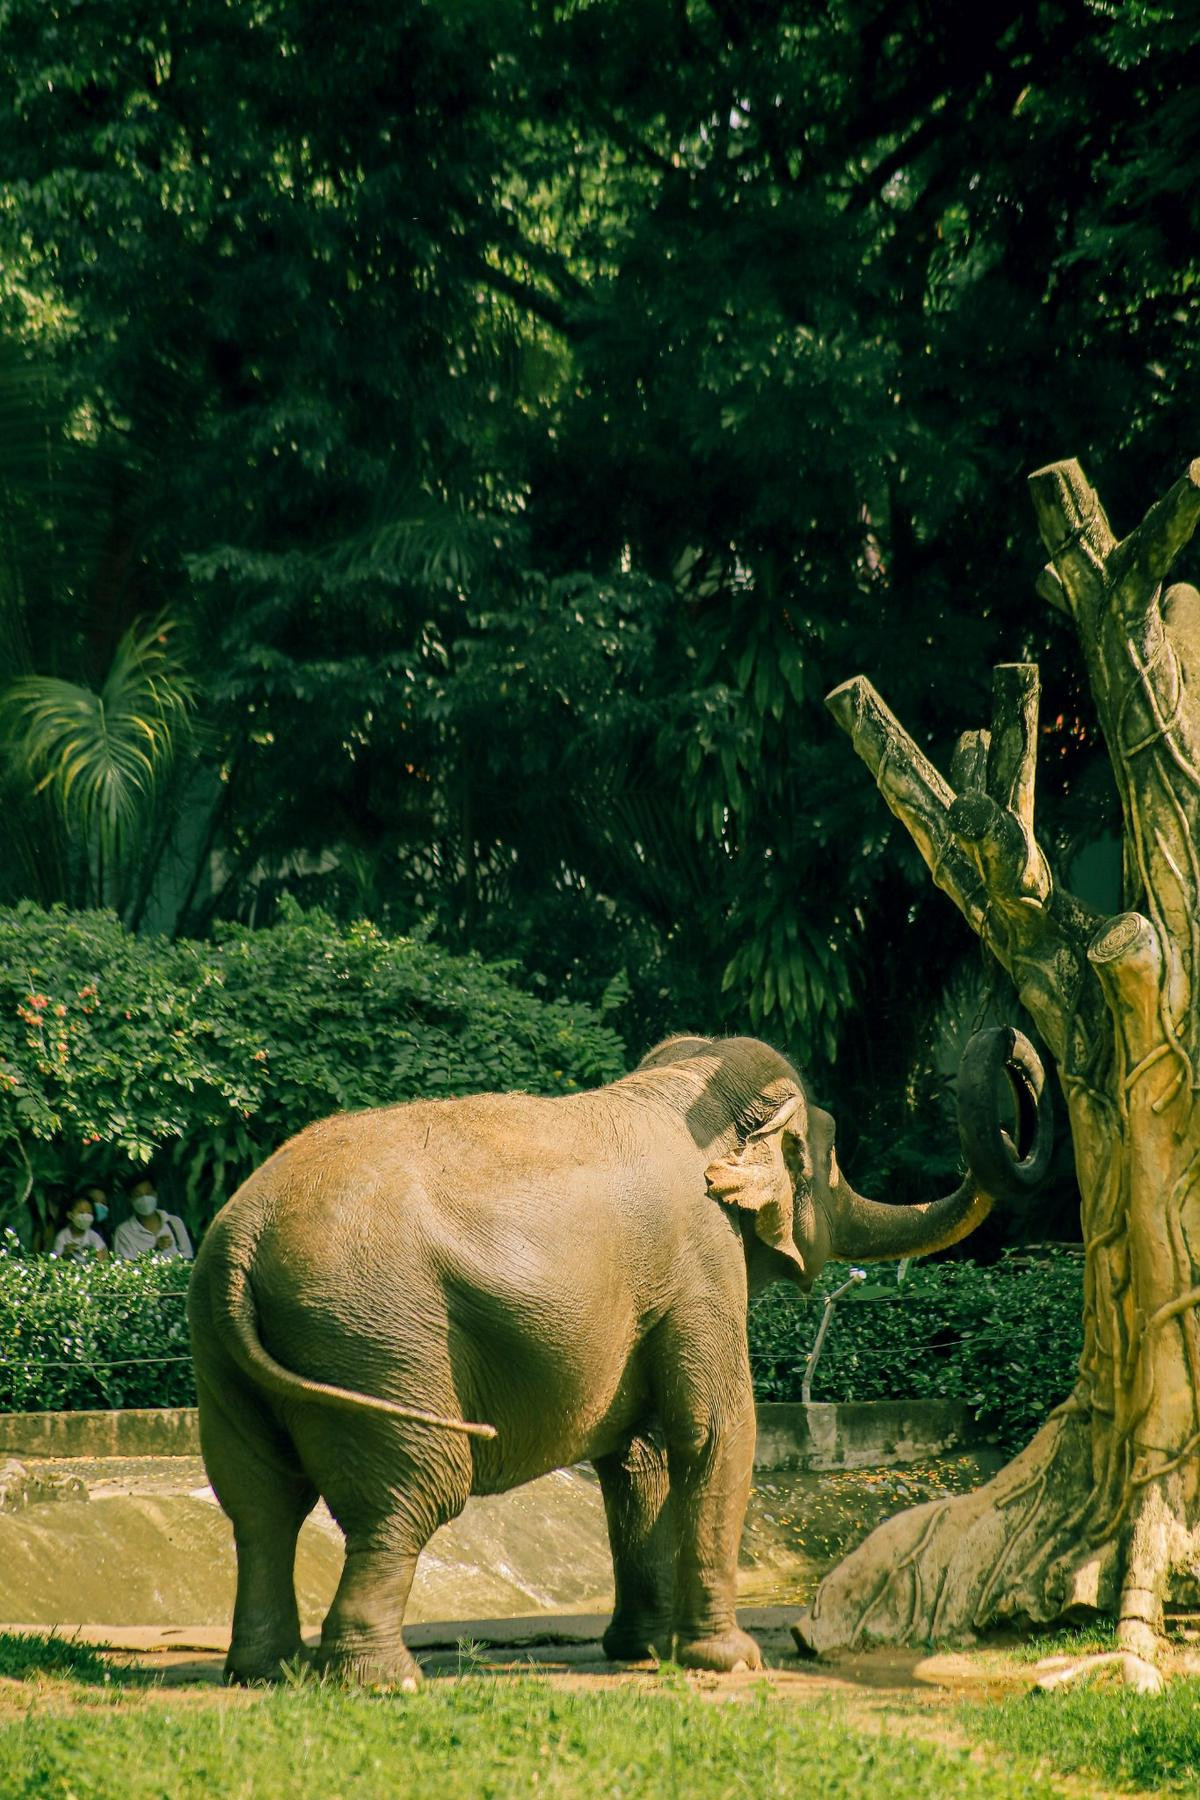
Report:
664,1377,761,1673
594,1431,673,1662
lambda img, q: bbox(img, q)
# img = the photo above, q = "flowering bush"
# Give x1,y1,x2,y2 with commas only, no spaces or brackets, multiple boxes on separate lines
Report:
0,898,628,1243
0,1235,192,1410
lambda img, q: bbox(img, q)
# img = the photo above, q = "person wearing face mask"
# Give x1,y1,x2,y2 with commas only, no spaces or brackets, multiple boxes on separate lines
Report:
113,1179,194,1262
84,1186,110,1229
52,1198,109,1262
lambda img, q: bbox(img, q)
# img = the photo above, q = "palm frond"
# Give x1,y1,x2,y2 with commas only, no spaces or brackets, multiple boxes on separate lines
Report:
0,615,193,863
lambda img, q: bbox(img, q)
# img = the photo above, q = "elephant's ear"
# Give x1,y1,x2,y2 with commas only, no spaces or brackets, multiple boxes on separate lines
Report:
705,1093,809,1280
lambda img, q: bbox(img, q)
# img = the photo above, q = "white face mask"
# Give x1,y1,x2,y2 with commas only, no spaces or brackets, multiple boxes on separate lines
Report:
132,1193,159,1217
69,1212,93,1232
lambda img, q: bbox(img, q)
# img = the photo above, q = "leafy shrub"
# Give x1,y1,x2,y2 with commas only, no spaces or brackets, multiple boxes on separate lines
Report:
0,897,628,1242
0,1236,192,1410
748,1250,1084,1452
2,1238,1084,1432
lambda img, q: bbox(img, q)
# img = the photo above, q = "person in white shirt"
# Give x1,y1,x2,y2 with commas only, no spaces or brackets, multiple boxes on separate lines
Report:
52,1198,108,1263
112,1180,194,1262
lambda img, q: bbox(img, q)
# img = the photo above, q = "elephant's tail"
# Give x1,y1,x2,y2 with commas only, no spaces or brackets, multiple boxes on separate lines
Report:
190,1218,498,1441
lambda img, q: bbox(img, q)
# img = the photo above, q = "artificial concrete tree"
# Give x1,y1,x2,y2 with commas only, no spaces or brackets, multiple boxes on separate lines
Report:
795,455,1200,1689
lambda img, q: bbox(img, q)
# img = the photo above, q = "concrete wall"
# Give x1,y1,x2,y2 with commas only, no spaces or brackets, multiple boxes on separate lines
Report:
0,1408,202,1459
753,1399,984,1472
0,1399,985,1469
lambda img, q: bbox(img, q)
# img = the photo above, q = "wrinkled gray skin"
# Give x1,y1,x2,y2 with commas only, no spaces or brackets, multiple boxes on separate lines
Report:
189,1034,1000,1686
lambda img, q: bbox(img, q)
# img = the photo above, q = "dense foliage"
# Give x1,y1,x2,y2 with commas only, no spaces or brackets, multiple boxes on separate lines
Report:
1,1240,1080,1448
0,1236,192,1411
0,899,626,1241
749,1252,1084,1452
0,2,1196,1199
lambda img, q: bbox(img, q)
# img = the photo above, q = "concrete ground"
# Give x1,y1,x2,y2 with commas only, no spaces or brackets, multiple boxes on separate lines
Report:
0,1449,1003,1632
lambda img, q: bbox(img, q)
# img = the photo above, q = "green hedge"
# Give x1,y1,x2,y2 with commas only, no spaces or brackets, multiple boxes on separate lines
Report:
0,1237,193,1411
0,898,628,1242
748,1249,1085,1452
1,1245,1084,1444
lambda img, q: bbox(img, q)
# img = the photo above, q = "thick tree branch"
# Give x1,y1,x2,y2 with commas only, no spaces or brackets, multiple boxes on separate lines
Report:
1031,456,1200,646
950,728,989,795
1121,459,1200,602
988,665,1038,827
815,458,1200,1675
1089,912,1190,1093
826,672,1095,1063
1028,460,1117,617
948,789,1047,904
984,663,1050,899
1027,460,1200,1018
1036,563,1070,614
825,676,986,932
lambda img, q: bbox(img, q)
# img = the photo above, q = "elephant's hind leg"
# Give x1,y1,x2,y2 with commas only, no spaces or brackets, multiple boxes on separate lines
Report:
594,1431,673,1662
305,1419,473,1688
316,1540,425,1689
196,1372,317,1684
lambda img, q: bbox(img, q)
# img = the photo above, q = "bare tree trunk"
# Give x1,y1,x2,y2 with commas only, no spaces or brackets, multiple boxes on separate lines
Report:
794,458,1200,1683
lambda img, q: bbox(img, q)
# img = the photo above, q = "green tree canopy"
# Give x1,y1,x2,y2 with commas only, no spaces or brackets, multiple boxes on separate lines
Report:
1,0,1196,1197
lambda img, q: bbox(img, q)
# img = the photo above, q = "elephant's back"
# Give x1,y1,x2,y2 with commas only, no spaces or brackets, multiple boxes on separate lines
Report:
258,1089,582,1175
215,1089,633,1309
234,1090,602,1222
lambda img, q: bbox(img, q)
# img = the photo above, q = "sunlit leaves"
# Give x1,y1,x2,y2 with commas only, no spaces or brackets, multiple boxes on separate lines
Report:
0,618,192,902
0,897,627,1240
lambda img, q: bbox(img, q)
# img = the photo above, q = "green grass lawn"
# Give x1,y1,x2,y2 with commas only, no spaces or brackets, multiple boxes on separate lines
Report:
965,1682,1200,1795
0,1682,1051,1800
2,1633,1198,1799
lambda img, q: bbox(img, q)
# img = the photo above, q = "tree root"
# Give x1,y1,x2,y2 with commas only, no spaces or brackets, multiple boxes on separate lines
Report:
1033,1651,1164,1694
792,1415,1110,1656
792,1411,1200,1694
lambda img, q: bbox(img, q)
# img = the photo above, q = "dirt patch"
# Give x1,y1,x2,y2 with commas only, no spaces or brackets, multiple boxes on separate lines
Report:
0,1608,1038,1711
739,1451,1006,1603
0,1447,1019,1728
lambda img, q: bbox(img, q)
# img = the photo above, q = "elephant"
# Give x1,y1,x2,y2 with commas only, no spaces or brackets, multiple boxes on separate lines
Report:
187,1025,1049,1686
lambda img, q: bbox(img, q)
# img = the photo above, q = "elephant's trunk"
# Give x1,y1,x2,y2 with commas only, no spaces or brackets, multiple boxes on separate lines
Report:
830,1026,1053,1265
830,1173,992,1263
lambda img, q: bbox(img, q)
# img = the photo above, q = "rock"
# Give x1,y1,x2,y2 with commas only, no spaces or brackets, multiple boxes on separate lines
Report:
0,1458,88,1513
0,1459,30,1512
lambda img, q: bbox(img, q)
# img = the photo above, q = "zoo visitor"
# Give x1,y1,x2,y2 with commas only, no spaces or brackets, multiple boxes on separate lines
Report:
112,1181,194,1262
51,1197,108,1262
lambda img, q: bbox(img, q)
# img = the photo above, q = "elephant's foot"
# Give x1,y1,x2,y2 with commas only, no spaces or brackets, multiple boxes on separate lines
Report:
224,1635,305,1686
675,1626,763,1673
313,1638,422,1691
601,1614,671,1663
